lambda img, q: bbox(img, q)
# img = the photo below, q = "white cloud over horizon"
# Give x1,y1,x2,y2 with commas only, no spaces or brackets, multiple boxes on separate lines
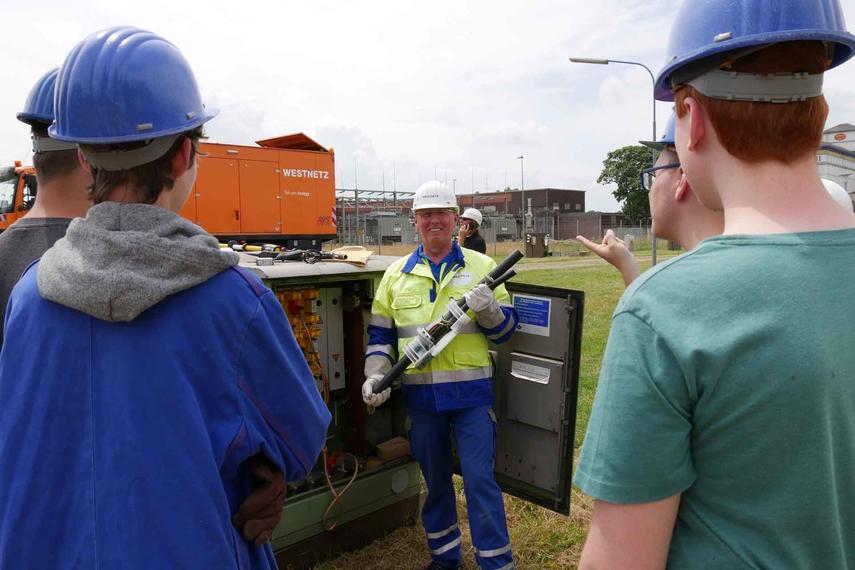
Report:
2,0,855,212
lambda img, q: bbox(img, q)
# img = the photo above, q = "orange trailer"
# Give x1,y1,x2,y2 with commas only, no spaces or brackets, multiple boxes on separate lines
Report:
1,133,338,247
180,132,337,247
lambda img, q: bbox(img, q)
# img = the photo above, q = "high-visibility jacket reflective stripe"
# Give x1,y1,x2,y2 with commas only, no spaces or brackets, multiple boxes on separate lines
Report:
402,365,493,385
482,305,517,343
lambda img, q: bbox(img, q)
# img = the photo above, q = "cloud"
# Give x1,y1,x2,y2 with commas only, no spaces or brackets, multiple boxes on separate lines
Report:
1,0,854,217
476,120,548,148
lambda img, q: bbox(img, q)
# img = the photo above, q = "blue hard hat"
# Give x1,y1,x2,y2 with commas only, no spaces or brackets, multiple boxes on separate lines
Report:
17,68,59,126
654,0,855,101
640,113,676,151
50,26,217,144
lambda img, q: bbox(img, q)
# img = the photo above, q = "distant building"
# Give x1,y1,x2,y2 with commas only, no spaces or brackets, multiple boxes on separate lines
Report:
818,124,855,205
455,188,585,216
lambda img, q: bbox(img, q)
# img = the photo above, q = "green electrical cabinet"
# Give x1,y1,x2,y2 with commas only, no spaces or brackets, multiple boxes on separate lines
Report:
242,255,584,569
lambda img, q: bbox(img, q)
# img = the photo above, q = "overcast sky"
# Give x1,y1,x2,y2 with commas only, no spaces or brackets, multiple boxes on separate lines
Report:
2,0,855,211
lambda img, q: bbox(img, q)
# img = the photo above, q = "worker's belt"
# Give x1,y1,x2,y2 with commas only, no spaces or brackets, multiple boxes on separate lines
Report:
402,366,492,386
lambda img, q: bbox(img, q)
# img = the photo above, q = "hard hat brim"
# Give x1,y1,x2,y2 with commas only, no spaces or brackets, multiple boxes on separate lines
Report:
413,204,459,213
655,30,855,101
16,112,53,126
639,140,671,151
48,108,219,144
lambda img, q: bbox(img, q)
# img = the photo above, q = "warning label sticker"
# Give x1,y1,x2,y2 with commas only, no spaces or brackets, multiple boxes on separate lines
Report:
513,294,551,337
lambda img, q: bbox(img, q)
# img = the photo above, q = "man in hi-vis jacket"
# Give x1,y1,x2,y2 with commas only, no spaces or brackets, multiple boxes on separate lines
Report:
362,180,518,570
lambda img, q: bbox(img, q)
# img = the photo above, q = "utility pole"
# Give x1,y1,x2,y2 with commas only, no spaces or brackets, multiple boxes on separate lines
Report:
354,159,359,245
517,155,525,230
569,56,658,264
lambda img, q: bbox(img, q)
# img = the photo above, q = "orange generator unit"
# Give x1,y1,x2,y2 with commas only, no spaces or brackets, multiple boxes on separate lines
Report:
179,132,337,247
1,133,337,246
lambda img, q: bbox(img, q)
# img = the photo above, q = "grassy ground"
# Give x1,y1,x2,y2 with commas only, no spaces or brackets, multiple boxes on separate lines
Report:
317,257,667,569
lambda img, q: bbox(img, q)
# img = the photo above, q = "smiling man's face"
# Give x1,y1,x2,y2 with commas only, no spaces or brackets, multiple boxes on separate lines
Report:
415,208,458,249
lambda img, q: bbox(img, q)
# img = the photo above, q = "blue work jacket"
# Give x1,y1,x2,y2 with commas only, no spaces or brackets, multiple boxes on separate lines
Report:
0,264,330,569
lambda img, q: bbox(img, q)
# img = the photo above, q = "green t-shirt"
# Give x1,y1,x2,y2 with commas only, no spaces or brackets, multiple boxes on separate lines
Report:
575,229,855,568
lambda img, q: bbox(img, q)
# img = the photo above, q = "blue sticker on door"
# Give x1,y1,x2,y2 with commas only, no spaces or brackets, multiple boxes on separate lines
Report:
513,294,551,337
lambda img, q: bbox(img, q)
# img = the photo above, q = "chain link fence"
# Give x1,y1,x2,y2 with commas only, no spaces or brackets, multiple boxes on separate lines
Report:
327,210,655,257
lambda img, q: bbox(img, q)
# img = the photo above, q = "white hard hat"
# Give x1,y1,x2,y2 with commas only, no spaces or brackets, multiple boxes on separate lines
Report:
412,180,459,213
460,208,483,226
823,179,853,212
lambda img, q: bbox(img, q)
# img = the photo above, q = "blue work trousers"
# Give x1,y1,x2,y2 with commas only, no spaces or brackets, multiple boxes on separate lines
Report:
408,405,514,570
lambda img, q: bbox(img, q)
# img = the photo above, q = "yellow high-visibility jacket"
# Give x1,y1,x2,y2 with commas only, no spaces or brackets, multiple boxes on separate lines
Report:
365,243,518,412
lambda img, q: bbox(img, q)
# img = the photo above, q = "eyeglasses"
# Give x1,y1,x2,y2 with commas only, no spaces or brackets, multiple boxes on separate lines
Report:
639,163,681,192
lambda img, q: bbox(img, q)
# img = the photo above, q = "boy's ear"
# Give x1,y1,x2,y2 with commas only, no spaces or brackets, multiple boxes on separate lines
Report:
77,149,91,173
674,171,691,202
684,97,706,152
170,138,193,179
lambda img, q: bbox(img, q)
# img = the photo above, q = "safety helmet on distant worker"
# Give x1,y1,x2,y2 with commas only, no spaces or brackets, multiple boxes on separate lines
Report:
18,68,60,127
639,113,676,151
49,26,217,170
822,178,854,212
654,0,855,102
17,67,78,153
412,180,459,213
460,208,483,227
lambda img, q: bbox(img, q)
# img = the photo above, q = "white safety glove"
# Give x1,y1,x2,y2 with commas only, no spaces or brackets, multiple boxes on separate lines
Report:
463,284,505,329
362,374,391,407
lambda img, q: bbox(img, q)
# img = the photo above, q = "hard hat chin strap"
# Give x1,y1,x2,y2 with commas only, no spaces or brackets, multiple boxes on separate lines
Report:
80,133,182,171
687,69,824,103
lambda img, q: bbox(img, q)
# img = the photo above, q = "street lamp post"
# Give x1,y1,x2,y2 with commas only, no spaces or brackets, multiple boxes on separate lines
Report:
517,155,525,230
569,56,658,265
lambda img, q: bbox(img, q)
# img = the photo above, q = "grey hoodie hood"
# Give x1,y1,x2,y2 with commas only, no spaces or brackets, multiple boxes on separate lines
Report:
38,202,239,322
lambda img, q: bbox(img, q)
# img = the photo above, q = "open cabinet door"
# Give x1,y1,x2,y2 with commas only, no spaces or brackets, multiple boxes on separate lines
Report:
490,281,584,514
